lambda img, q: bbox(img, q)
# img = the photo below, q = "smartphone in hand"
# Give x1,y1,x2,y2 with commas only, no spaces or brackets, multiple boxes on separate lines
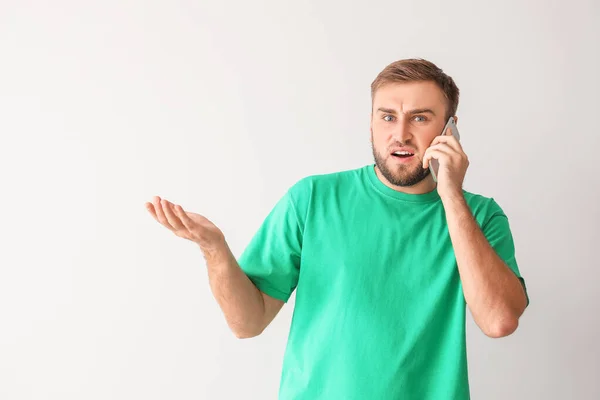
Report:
429,116,460,182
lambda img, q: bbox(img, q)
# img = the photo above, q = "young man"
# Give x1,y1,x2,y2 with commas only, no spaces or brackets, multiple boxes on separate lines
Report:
146,58,529,399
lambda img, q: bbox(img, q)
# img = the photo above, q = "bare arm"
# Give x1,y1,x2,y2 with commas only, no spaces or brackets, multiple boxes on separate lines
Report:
204,241,285,338
443,195,527,338
423,132,527,338
146,196,284,339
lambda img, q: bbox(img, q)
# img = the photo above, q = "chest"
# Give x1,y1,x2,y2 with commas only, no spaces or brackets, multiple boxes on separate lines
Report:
299,201,460,304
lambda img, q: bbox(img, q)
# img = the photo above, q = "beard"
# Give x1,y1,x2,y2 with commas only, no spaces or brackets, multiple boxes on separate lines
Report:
371,141,430,187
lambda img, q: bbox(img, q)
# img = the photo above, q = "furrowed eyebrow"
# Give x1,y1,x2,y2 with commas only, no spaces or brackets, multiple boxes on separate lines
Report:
376,107,436,116
406,108,436,116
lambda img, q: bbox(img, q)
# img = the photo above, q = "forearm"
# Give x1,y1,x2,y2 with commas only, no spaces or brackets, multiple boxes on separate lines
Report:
202,241,266,338
443,194,527,338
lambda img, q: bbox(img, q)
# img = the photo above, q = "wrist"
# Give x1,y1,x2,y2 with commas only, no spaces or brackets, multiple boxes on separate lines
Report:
200,238,231,266
440,189,465,204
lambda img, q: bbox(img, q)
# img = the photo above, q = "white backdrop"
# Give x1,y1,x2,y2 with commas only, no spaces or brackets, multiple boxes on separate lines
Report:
1,0,598,399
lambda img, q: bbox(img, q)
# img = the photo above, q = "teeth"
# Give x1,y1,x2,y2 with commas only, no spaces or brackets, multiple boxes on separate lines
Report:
394,151,413,155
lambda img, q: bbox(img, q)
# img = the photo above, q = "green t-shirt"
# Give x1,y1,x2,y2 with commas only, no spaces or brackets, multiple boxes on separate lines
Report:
238,164,528,400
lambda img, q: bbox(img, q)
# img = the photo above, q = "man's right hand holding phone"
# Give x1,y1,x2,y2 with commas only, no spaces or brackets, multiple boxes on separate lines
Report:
422,120,469,201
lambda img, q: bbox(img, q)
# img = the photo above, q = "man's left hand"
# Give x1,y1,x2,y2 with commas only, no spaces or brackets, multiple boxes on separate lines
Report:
422,131,469,200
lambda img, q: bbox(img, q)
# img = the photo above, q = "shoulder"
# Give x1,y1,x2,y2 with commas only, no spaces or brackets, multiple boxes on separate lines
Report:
288,166,366,198
462,190,507,225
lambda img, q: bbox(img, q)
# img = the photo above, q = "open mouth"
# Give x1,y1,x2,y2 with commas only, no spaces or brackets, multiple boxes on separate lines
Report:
391,150,415,159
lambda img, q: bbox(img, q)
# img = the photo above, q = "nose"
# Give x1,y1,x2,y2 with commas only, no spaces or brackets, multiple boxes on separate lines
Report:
391,118,413,143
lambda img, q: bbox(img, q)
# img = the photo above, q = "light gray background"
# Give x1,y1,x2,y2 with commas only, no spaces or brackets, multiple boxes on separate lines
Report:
1,0,598,399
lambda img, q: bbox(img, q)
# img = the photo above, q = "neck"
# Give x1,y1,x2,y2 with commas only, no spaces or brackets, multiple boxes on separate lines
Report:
374,165,437,195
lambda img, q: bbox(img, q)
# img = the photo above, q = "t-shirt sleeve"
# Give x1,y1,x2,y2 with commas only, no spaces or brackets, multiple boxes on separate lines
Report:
237,188,303,303
481,201,530,307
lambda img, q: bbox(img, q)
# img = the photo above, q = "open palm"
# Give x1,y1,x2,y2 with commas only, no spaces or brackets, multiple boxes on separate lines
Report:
145,196,225,252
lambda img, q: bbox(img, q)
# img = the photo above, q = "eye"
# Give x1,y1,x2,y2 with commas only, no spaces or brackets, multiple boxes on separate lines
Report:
413,115,428,122
382,114,395,122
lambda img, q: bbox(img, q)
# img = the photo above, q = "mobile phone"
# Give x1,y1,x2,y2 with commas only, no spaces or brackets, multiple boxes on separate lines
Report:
429,117,460,182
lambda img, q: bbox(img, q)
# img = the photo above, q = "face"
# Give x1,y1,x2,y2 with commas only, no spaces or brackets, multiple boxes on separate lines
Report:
370,81,451,190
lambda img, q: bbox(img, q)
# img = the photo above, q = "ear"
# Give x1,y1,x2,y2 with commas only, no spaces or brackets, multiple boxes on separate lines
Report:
369,113,373,142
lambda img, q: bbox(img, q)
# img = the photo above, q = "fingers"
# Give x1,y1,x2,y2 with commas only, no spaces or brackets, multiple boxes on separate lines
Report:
423,150,447,169
149,196,182,231
423,143,452,169
145,202,157,220
174,205,217,247
149,196,173,229
173,204,195,231
161,199,185,230
430,133,463,153
146,197,219,244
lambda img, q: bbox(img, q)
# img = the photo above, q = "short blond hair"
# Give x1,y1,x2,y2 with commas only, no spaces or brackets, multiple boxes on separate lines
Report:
371,59,460,119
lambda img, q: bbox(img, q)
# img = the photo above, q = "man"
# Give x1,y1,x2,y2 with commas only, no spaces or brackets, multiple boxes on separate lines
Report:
145,58,529,399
